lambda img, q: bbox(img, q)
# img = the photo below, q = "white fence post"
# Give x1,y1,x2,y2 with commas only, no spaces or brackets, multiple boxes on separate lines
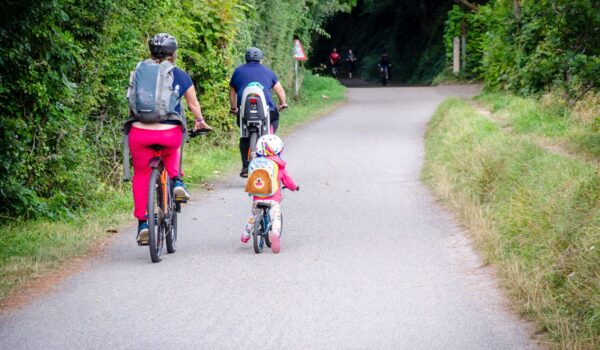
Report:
453,37,460,74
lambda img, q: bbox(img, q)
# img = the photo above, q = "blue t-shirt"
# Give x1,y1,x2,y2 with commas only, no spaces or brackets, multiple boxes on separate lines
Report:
172,67,193,114
229,62,279,111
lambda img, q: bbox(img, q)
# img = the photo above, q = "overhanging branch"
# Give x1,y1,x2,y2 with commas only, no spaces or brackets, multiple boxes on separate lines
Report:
455,0,480,11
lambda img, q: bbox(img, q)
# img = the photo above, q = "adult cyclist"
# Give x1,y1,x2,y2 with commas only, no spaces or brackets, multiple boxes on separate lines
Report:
125,33,213,244
378,52,391,83
229,47,288,178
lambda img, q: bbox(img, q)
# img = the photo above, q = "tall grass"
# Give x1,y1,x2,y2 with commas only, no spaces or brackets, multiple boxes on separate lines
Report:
476,91,600,158
422,99,599,349
0,74,345,304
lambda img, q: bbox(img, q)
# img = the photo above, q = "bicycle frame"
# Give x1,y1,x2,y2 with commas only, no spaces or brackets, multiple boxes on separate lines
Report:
148,152,170,210
146,148,179,262
251,204,272,254
260,207,271,235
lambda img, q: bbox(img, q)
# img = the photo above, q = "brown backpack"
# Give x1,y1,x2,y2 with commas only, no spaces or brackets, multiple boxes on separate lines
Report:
244,157,279,197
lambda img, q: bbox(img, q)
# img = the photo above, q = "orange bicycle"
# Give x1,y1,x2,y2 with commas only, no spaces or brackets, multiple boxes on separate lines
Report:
146,129,209,263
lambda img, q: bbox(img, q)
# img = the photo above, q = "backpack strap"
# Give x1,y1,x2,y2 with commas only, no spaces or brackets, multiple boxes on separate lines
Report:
122,117,136,182
122,132,131,182
177,131,185,179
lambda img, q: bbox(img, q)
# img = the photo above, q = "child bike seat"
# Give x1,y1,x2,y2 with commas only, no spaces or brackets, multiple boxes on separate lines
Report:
256,202,271,210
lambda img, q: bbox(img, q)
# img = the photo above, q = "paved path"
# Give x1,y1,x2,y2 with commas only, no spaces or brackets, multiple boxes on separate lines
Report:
0,86,538,349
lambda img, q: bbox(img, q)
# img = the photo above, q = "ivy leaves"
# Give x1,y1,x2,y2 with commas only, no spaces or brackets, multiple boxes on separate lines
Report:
445,0,599,96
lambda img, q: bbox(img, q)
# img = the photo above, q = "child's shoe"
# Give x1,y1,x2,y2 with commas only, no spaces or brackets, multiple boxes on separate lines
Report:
240,232,251,244
241,218,254,244
269,232,280,253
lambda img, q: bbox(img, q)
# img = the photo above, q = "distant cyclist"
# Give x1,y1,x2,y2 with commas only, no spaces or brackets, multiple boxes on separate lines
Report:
125,33,213,244
229,47,288,178
329,48,341,77
378,52,392,85
345,49,357,79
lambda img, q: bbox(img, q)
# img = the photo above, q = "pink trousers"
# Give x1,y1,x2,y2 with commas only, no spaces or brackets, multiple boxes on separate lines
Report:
129,125,183,220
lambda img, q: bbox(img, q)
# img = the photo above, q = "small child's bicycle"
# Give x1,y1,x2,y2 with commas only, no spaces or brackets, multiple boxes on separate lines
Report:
250,186,298,254
251,202,279,254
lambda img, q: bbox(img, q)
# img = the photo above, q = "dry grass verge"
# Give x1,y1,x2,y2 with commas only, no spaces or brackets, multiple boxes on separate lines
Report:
422,98,599,349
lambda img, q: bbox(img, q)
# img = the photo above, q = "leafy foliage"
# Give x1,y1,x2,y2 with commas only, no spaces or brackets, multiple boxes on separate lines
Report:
443,4,486,79
246,0,355,90
444,0,599,97
0,0,351,219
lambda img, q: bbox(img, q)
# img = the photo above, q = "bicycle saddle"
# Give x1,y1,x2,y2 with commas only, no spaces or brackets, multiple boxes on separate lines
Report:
256,202,271,210
148,144,164,151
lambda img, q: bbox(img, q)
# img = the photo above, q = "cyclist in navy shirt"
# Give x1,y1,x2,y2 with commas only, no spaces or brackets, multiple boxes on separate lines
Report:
229,47,287,177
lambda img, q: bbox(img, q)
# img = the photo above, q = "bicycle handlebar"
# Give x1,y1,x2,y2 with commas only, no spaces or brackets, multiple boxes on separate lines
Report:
189,128,212,138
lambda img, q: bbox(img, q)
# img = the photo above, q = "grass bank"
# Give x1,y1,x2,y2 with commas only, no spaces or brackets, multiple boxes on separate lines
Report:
0,74,345,305
422,97,599,349
475,91,599,160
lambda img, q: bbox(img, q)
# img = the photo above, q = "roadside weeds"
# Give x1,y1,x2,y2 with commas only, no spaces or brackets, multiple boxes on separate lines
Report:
422,98,600,349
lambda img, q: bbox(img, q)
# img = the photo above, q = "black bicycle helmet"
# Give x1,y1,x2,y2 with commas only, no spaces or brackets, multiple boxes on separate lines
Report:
245,47,264,62
149,33,178,58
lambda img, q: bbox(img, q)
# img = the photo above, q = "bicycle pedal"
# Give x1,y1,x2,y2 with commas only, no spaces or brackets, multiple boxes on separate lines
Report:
137,241,149,246
175,198,187,204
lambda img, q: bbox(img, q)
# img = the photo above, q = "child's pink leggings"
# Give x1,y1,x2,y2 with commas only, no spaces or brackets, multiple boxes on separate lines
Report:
129,125,183,220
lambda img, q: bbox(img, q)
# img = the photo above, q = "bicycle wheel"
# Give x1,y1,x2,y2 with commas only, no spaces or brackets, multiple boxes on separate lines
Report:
147,168,165,263
249,131,258,161
280,212,283,238
166,180,177,254
252,214,265,254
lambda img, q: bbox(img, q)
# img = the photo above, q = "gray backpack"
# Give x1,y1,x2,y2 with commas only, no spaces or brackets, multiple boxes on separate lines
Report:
127,59,179,123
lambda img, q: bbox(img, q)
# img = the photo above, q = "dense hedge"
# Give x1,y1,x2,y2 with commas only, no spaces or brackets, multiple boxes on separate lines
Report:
444,0,599,97
0,0,352,219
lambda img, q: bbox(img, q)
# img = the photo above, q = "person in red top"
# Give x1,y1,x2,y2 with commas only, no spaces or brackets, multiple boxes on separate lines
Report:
329,48,341,77
240,134,299,253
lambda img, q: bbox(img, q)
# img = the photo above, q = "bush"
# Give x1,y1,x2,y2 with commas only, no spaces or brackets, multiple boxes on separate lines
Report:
0,0,352,220
444,0,599,97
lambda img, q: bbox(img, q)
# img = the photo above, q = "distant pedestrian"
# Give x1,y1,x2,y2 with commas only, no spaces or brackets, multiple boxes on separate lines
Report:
329,48,341,77
345,49,357,79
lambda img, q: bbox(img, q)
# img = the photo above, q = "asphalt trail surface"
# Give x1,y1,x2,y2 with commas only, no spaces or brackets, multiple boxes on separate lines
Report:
0,86,538,349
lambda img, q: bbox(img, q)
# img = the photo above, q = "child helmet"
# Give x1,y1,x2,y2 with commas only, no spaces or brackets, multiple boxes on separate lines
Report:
256,134,284,157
